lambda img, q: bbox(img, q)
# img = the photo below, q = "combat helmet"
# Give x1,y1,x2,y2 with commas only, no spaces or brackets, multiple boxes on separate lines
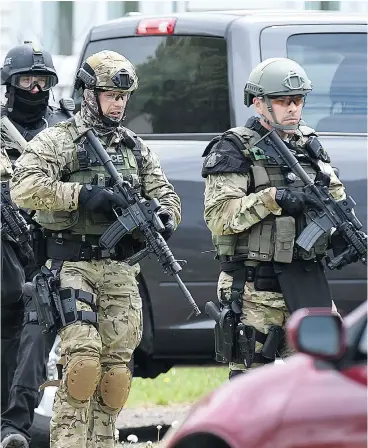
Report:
244,58,312,130
1,41,58,112
75,50,138,126
75,50,138,93
1,41,58,88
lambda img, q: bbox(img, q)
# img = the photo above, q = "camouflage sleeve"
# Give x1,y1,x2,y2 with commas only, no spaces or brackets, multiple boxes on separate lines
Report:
11,126,81,211
204,172,281,235
318,161,346,201
139,140,181,228
0,148,13,179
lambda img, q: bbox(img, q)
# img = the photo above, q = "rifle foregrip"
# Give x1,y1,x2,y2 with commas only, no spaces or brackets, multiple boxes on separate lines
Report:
126,247,150,266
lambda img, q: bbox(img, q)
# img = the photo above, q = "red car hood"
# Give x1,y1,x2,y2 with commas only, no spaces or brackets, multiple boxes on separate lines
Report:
164,355,314,448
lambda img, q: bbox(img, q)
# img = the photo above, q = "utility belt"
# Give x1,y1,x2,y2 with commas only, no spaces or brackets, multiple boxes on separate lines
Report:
22,260,98,334
219,256,281,301
44,231,137,262
218,254,332,314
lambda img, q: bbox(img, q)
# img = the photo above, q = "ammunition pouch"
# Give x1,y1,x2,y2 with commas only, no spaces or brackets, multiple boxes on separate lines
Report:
44,232,139,262
254,263,281,293
274,216,296,264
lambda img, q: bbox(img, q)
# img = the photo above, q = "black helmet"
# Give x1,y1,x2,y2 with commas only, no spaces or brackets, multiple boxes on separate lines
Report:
1,41,58,89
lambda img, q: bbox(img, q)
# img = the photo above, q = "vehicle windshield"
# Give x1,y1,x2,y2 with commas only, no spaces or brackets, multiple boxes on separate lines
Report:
77,36,230,134
287,33,367,133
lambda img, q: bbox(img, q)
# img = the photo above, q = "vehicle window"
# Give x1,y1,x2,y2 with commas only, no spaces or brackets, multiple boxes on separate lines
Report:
287,33,367,133
77,36,230,134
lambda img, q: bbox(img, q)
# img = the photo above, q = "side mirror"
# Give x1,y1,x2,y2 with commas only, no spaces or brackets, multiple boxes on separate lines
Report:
287,308,346,360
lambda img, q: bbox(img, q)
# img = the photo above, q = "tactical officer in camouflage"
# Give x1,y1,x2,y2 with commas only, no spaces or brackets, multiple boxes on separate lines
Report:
11,50,181,447
1,41,69,448
202,58,346,380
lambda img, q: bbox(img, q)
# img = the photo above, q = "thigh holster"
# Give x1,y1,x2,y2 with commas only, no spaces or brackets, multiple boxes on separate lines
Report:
234,324,285,367
25,260,98,333
58,287,98,330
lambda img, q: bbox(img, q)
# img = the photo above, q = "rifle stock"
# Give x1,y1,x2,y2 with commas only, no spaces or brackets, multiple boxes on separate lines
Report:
1,115,27,153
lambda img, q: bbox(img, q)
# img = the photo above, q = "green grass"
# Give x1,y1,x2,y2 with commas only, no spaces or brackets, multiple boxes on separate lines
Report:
126,366,229,408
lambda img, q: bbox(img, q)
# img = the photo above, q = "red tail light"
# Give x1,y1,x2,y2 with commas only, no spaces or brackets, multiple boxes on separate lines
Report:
136,18,177,35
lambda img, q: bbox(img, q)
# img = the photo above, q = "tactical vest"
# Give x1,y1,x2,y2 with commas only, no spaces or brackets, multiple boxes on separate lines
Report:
1,104,69,164
210,123,329,263
36,120,142,236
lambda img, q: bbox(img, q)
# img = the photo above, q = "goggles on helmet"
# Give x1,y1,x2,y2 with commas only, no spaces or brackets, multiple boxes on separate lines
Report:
10,73,58,91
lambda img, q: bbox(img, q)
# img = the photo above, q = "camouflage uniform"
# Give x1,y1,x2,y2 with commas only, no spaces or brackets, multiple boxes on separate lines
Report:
11,51,181,447
203,58,344,377
1,147,13,179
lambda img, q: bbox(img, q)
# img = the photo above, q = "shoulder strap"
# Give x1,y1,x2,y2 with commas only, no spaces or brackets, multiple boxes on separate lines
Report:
122,128,143,173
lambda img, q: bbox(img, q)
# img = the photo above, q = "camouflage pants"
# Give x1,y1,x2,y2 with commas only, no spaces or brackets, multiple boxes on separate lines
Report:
49,259,142,448
217,270,336,375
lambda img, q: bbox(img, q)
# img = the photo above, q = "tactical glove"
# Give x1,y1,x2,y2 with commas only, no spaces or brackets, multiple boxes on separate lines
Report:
275,188,321,217
79,185,126,215
157,210,175,241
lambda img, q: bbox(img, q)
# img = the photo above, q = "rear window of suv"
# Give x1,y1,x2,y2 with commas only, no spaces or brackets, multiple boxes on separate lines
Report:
287,33,367,134
78,36,230,134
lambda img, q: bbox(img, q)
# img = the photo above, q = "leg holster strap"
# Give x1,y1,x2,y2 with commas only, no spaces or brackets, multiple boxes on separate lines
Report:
59,288,98,313
235,324,285,367
219,265,255,313
58,287,98,330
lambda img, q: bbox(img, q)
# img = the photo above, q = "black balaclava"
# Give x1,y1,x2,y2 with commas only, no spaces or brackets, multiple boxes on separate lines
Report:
6,85,50,126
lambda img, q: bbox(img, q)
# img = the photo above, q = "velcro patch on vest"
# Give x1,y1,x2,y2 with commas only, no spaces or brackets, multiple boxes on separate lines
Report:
250,146,267,161
204,151,223,168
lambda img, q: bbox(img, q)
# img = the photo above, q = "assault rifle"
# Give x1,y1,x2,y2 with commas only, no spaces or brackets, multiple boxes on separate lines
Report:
1,181,34,261
263,130,367,270
60,99,200,316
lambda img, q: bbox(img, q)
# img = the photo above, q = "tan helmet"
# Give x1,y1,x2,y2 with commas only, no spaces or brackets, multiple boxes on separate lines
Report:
75,50,138,93
244,58,312,107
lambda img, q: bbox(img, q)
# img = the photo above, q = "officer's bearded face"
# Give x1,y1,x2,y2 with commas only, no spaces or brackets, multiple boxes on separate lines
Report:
254,96,304,133
98,90,129,121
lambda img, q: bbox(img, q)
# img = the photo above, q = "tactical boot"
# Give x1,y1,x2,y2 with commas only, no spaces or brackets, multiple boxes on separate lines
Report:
229,370,245,381
1,434,28,448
